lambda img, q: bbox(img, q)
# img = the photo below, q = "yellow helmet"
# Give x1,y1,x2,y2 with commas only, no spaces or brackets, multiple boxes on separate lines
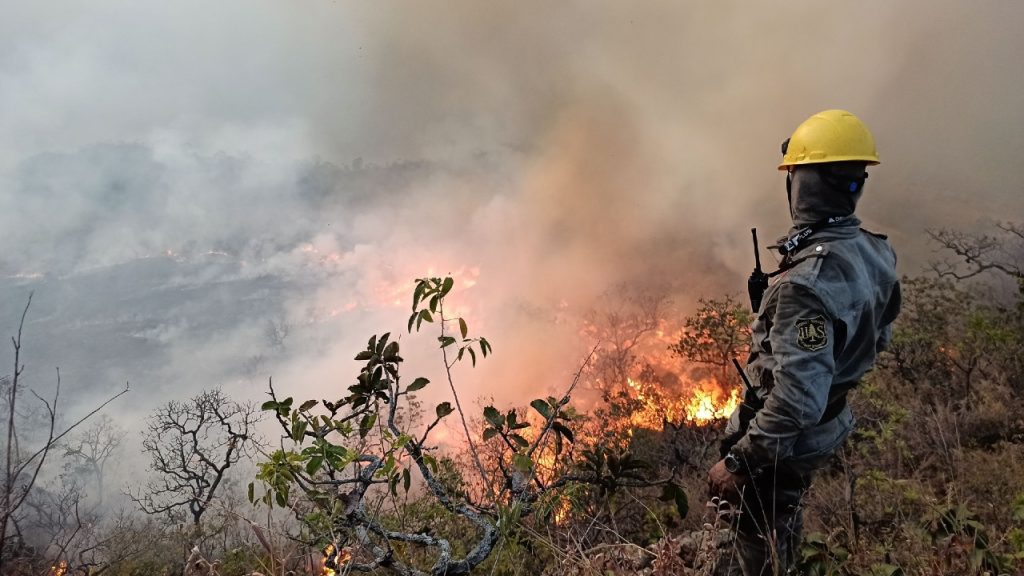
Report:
778,109,880,171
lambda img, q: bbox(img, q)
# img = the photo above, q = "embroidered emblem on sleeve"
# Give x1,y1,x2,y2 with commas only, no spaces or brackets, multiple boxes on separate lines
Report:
795,316,828,351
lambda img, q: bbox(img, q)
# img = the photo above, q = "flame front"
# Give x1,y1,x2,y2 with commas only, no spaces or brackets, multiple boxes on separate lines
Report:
683,386,740,426
626,377,739,429
48,561,67,576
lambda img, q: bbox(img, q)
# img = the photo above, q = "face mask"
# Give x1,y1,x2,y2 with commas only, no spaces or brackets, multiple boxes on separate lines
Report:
787,165,865,226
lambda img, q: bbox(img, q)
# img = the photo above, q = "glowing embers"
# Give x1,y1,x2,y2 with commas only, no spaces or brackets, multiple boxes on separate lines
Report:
48,561,67,576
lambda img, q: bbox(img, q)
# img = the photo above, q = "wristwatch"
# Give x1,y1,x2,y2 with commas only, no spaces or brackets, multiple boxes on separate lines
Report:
723,452,745,475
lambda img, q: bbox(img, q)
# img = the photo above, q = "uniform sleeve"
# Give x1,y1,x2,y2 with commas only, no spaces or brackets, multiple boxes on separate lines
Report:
876,280,902,353
731,282,836,469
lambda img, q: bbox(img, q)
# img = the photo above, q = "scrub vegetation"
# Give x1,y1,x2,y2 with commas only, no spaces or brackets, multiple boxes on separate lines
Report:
1,223,1022,575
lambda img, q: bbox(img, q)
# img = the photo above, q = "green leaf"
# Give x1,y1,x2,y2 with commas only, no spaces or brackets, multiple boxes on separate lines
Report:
416,309,431,330
483,427,499,441
479,337,491,357
291,420,308,442
659,482,689,520
459,317,468,339
261,400,279,412
509,434,529,449
247,482,255,503
438,336,456,348
355,350,373,361
441,276,454,296
275,490,287,508
299,399,318,412
468,347,476,366
435,402,455,419
512,454,533,472
403,468,411,492
407,313,417,333
359,413,377,439
552,421,575,443
393,433,412,449
423,454,438,473
407,377,429,392
412,280,427,311
383,341,400,360
305,455,323,475
368,335,377,352
483,406,505,429
530,399,553,420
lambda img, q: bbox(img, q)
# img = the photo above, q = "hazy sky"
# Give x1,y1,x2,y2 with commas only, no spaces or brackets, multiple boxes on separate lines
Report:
1,1,1022,482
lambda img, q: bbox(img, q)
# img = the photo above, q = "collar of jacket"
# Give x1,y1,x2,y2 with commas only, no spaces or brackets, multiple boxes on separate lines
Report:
773,216,862,257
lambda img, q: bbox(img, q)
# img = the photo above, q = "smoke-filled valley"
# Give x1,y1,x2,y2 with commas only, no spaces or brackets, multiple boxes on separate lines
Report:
1,2,1023,575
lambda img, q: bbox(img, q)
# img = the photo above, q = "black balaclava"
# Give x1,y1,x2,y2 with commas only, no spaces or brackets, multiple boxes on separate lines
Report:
788,162,867,227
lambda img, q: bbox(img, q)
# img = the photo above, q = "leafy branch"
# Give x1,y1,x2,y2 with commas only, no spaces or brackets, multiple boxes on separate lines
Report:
250,277,685,575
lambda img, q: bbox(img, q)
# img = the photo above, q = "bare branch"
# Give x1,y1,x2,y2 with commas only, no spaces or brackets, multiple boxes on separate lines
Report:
437,299,492,498
927,225,1023,282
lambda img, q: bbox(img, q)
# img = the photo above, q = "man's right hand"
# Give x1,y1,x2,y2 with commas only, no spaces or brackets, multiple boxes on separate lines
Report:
708,459,747,506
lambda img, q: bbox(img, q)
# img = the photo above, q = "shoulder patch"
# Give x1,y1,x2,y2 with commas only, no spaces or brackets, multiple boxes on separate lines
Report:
795,315,829,351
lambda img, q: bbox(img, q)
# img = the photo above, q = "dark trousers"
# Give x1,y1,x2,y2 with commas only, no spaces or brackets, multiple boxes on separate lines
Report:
724,466,809,576
717,390,844,575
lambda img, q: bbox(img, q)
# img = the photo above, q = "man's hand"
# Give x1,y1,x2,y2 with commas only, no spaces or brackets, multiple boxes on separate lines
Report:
708,459,747,505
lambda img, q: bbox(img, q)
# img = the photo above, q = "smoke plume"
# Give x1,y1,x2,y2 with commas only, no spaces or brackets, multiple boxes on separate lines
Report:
0,1,1022,493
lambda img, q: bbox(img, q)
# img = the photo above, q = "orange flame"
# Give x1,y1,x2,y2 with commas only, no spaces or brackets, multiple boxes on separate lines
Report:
321,542,352,576
626,377,739,429
48,561,67,576
553,496,571,525
683,386,740,426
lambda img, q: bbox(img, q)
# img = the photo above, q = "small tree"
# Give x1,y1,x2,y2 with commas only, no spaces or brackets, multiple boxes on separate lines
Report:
63,414,124,507
583,286,669,399
669,295,752,384
133,388,260,526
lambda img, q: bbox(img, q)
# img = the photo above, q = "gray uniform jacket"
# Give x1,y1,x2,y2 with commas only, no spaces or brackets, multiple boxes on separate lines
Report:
729,217,901,473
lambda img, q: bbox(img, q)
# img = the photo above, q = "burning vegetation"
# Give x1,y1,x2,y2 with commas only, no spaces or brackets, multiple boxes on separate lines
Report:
626,377,741,428
580,290,751,437
320,542,351,576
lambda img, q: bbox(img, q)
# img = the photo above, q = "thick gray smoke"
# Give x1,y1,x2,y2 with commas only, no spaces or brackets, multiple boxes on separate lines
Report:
1,1,1022,498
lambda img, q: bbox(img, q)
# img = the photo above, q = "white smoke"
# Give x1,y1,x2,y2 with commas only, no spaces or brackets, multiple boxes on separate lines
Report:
0,0,1022,500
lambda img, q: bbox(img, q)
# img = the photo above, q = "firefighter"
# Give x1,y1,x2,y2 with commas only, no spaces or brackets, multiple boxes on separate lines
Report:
708,110,902,575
